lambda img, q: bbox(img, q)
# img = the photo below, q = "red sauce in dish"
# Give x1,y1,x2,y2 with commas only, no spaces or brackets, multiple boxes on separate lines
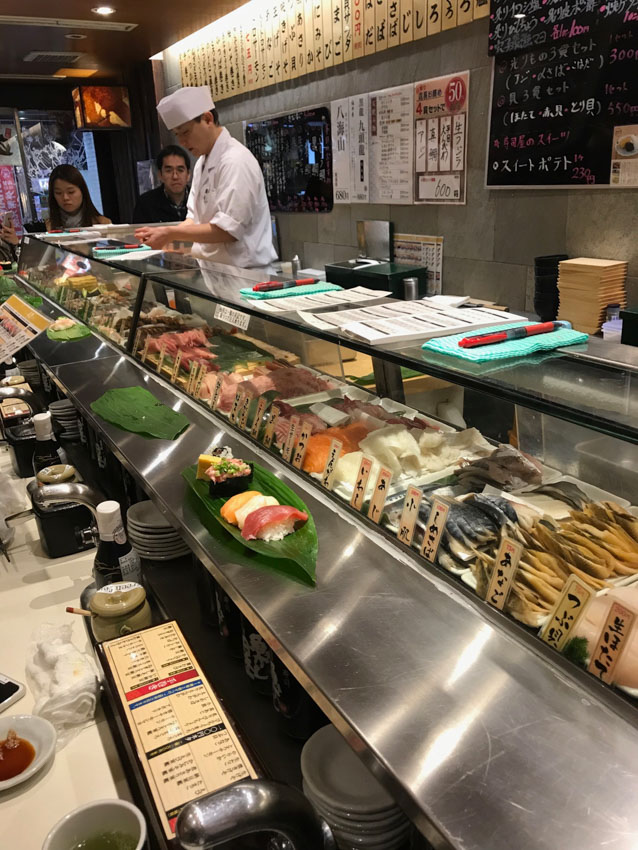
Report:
0,729,35,780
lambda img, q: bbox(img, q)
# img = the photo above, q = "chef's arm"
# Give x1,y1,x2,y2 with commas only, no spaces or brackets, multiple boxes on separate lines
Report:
134,220,236,249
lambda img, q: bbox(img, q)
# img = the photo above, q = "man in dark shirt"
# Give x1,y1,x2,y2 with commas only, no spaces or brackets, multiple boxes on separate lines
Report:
133,145,191,223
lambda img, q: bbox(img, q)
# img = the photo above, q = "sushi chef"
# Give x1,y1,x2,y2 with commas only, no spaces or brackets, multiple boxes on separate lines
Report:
135,85,276,268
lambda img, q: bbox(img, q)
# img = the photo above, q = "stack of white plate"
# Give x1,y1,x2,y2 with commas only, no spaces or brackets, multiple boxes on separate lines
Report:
18,359,40,387
127,500,190,561
301,725,411,850
48,399,80,440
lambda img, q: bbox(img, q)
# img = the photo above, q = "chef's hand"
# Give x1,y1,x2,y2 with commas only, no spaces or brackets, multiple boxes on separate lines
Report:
1,220,19,245
134,226,171,250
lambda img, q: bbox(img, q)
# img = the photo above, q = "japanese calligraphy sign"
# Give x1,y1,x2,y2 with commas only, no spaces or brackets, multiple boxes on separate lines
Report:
193,364,207,400
331,97,351,203
209,375,223,410
282,415,300,462
486,536,523,611
292,423,312,468
540,575,593,652
238,392,252,430
397,486,422,546
350,456,373,510
229,387,244,423
420,498,449,562
156,343,168,375
186,363,198,396
132,328,143,357
367,467,392,523
141,337,150,363
488,0,638,188
322,438,343,489
369,84,415,203
251,396,269,437
415,71,469,204
263,405,281,448
170,350,183,384
588,601,635,684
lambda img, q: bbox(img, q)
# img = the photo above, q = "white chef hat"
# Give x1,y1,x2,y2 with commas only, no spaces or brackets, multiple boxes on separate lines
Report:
156,86,215,130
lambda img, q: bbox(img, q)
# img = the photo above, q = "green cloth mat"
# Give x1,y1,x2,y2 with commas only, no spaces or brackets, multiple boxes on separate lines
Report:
240,282,342,299
47,324,92,341
91,386,189,440
92,245,152,258
422,322,588,362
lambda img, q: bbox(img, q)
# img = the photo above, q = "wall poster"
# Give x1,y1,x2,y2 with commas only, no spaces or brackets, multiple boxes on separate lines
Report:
369,83,414,203
414,71,469,204
487,0,638,188
331,97,352,203
350,94,370,202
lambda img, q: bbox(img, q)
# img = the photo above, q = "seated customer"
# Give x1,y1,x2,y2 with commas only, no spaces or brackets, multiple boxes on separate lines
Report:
47,164,111,229
133,145,191,223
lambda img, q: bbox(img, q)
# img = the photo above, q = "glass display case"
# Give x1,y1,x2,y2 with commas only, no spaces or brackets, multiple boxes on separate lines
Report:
15,239,638,705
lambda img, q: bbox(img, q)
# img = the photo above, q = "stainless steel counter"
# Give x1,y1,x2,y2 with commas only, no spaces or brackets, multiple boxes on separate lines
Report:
43,351,638,850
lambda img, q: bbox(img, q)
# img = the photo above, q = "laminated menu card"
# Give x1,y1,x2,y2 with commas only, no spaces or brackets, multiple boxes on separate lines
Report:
101,621,258,840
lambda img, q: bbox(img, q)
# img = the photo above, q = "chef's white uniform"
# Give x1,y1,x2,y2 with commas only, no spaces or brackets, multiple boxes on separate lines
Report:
186,128,277,268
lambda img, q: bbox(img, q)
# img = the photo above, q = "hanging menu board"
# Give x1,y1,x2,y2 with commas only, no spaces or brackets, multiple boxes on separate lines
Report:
487,0,638,188
244,106,333,211
369,84,414,203
415,71,469,203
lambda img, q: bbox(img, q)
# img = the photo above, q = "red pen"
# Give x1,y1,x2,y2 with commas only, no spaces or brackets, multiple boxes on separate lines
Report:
458,321,570,348
253,277,315,292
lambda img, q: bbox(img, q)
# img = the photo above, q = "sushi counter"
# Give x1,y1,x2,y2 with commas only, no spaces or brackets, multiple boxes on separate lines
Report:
8,239,638,850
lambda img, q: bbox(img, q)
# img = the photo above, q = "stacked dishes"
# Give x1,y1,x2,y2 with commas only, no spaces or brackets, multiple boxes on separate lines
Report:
534,254,567,321
48,399,80,440
18,359,40,387
302,725,411,850
127,500,190,561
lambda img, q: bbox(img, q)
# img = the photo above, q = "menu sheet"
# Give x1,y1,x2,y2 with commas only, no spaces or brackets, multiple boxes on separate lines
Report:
103,621,257,840
369,84,414,204
0,295,51,360
414,71,469,204
250,285,392,314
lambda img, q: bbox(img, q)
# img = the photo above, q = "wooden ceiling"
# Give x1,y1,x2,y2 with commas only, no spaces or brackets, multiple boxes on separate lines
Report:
0,1,244,80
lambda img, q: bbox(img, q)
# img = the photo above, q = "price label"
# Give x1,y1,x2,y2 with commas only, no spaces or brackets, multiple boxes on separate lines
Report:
132,328,143,356
486,537,523,611
367,468,392,524
540,575,593,652
238,393,252,430
229,387,243,423
321,439,343,489
250,397,268,438
350,457,372,510
141,337,150,362
292,423,311,469
156,343,168,374
397,486,422,547
166,288,177,310
263,405,280,449
194,364,207,399
186,362,198,395
587,601,635,684
170,350,183,384
421,499,450,563
209,375,223,410
214,303,250,331
281,416,299,463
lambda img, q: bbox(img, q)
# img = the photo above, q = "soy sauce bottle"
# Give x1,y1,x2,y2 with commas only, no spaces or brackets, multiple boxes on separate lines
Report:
93,500,142,589
32,412,66,479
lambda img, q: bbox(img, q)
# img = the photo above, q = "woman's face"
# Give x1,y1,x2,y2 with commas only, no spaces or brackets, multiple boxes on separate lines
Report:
53,179,83,215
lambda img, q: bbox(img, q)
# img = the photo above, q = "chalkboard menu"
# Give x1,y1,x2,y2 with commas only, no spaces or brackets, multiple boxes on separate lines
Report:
487,1,638,188
244,107,333,212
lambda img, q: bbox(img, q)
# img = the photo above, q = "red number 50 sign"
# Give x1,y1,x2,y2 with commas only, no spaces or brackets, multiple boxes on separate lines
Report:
445,76,467,112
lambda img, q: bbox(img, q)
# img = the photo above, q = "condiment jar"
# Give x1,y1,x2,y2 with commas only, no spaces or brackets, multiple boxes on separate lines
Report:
89,581,152,642
36,463,78,486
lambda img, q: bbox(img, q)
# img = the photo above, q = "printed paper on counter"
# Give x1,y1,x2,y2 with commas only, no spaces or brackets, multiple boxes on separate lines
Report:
0,295,51,361
414,71,469,204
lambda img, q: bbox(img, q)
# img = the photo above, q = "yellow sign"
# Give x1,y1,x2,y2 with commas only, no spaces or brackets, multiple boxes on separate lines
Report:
251,396,268,437
263,405,281,448
292,423,311,468
367,467,392,524
350,456,372,510
588,601,635,684
540,575,593,652
486,537,523,611
321,438,343,489
397,485,422,546
282,415,300,462
420,498,449,562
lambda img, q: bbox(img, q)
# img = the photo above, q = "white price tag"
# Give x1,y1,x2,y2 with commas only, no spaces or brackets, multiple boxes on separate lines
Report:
419,173,461,202
214,303,250,331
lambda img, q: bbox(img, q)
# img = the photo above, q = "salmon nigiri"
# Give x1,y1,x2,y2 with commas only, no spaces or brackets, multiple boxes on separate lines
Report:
220,490,261,525
241,505,308,541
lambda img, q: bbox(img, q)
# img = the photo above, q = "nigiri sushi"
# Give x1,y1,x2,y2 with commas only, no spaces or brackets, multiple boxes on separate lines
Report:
242,505,309,541
220,490,261,525
235,494,279,530
205,456,253,497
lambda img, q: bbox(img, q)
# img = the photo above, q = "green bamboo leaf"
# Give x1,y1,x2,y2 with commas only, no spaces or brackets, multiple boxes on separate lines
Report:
47,324,92,341
91,386,190,440
182,463,317,585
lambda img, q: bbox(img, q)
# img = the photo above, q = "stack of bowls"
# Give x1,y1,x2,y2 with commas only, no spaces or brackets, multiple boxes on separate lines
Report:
534,254,568,321
301,725,411,850
127,500,190,561
18,359,40,387
48,399,80,440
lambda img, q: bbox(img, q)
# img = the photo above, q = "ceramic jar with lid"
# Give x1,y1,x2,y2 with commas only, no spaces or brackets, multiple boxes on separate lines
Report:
89,581,152,641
